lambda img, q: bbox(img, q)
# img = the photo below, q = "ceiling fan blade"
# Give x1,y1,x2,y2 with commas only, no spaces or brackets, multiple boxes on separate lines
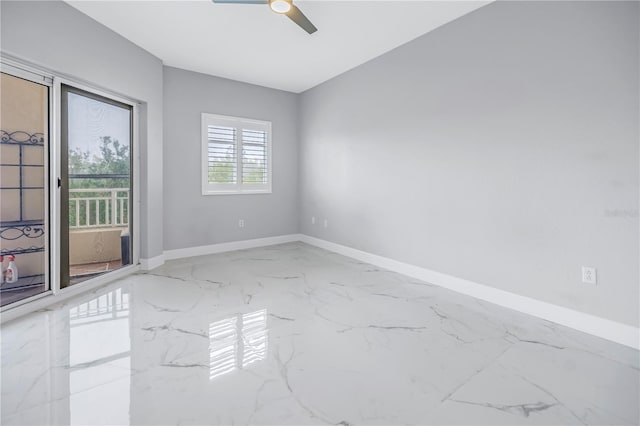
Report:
285,5,317,34
212,0,268,4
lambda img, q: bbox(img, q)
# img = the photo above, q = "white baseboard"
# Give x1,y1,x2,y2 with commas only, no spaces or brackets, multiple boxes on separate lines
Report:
140,254,165,271
164,234,301,261
299,235,640,350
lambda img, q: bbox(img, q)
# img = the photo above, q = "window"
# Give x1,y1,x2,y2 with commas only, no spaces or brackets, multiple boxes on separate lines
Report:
201,113,272,195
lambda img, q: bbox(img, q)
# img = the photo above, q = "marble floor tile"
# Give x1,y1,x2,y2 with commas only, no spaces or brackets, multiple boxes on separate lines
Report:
1,242,638,425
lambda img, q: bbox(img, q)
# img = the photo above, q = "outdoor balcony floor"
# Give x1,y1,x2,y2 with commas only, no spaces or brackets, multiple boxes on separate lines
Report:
70,259,123,277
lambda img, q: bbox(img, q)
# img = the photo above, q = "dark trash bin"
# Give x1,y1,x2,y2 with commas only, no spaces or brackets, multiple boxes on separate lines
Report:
120,230,130,266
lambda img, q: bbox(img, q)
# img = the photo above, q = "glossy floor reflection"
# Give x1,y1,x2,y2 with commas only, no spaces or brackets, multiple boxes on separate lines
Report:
2,243,638,425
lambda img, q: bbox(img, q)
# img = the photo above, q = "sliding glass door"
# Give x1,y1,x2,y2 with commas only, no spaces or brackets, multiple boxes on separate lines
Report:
0,70,50,307
60,85,133,288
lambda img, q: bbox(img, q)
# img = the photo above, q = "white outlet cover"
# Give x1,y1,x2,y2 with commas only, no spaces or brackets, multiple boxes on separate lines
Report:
312,217,316,225
324,219,328,228
582,267,597,285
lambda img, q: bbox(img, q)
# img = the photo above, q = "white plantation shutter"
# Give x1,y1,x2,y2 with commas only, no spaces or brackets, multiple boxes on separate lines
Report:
207,126,237,184
242,129,268,184
202,113,272,194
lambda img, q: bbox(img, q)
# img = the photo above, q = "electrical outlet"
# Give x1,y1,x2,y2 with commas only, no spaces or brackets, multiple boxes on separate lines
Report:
323,219,328,228
582,266,597,285
238,219,245,228
311,216,316,225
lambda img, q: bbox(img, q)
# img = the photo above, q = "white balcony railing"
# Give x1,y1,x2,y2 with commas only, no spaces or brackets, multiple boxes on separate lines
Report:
69,188,129,229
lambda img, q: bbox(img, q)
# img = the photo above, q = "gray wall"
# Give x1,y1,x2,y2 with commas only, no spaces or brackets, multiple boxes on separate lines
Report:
299,1,639,326
0,0,164,260
163,66,298,250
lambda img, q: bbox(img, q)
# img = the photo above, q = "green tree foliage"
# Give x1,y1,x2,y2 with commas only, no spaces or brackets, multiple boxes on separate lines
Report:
206,146,266,184
242,162,266,183
69,136,129,189
68,137,130,227
208,152,236,184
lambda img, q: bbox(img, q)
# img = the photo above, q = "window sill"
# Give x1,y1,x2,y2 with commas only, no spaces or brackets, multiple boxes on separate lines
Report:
202,189,272,196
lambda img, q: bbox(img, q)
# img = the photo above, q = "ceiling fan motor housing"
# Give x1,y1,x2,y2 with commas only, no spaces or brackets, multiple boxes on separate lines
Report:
269,0,292,14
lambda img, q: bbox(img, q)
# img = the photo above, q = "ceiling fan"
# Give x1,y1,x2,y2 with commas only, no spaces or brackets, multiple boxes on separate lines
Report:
212,0,317,34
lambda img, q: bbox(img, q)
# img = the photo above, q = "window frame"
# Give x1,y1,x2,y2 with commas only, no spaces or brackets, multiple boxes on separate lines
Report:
201,113,272,195
0,55,141,320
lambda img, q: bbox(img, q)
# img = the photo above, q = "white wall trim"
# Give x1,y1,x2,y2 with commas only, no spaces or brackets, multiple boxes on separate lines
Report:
299,235,640,350
163,234,301,261
140,254,166,271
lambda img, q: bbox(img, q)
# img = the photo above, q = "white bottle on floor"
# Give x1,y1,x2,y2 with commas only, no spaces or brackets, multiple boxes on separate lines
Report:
6,255,18,284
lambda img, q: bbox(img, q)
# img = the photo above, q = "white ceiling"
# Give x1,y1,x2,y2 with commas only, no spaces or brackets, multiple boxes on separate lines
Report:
66,1,489,93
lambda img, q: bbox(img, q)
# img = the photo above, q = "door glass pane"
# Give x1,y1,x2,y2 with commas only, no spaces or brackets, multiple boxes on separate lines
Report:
0,72,49,306
62,87,132,287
